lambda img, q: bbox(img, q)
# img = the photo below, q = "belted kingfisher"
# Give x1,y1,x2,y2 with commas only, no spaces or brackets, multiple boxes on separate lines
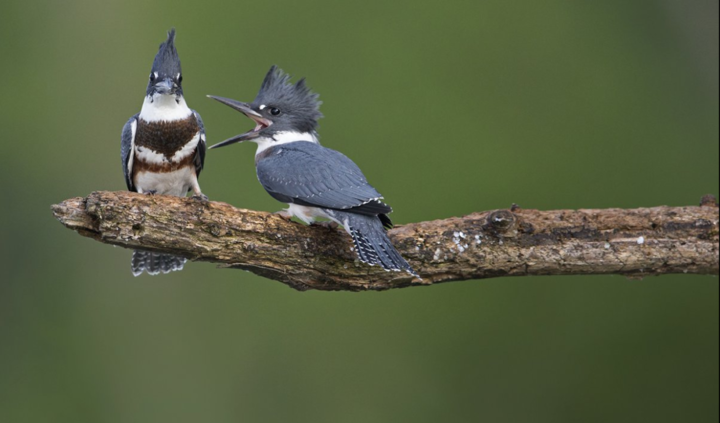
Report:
208,66,417,277
120,29,207,276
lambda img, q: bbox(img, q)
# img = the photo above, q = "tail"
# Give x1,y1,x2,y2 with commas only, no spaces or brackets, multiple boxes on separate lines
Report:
325,210,418,277
131,250,187,277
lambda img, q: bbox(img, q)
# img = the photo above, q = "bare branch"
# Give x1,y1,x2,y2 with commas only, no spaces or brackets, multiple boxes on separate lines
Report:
52,191,719,291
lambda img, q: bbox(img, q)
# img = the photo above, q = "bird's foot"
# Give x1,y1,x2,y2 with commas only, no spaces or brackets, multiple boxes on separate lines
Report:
191,193,209,202
311,220,339,230
274,210,293,221
143,190,158,195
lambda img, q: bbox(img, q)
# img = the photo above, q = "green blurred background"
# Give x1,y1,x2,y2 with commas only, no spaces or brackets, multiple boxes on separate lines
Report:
1,0,718,422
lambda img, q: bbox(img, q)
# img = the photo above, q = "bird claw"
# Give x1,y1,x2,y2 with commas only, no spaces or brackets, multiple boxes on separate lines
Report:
191,194,209,202
274,210,293,221
312,220,339,230
144,190,158,195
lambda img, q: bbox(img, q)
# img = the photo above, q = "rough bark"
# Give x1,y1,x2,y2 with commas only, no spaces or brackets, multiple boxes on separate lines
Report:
51,191,719,291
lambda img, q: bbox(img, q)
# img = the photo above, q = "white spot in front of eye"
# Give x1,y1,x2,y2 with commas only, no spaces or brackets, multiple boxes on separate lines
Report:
177,73,181,80
259,105,267,110
153,72,158,79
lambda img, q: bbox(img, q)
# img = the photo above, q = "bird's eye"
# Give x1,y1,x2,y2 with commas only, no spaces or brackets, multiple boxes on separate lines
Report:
177,74,183,84
149,73,156,82
270,107,281,116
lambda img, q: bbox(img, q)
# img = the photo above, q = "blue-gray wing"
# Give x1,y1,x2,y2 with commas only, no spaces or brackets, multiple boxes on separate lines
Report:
256,141,392,215
121,114,139,191
192,110,206,179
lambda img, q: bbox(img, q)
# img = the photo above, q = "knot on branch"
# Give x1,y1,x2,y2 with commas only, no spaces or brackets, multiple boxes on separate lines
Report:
483,210,518,237
701,194,718,208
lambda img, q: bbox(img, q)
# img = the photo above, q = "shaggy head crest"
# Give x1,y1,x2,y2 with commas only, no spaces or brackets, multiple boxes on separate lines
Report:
252,66,323,126
151,29,181,76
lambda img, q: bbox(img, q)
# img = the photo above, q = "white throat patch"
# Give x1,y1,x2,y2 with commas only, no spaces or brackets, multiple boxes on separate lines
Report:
254,131,319,156
139,94,192,122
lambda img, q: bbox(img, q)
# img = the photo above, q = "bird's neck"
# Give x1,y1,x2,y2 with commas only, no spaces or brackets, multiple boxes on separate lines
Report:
254,131,319,156
139,94,192,123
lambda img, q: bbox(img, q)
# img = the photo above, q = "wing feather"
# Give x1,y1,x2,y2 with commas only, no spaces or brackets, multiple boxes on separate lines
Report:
256,141,392,215
121,115,138,191
193,110,206,179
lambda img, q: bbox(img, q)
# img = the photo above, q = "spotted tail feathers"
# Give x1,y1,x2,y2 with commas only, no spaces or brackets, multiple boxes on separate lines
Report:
324,210,417,277
131,250,187,277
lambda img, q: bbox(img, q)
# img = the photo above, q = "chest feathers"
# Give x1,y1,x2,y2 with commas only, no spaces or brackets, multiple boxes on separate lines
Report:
134,115,200,164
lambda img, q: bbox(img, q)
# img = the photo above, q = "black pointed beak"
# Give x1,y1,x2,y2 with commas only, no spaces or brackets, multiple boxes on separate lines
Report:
207,95,273,149
207,96,259,117
154,78,177,95
208,133,256,149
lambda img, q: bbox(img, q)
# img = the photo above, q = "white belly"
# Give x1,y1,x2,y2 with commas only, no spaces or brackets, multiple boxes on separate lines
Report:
285,204,355,236
286,204,327,224
135,167,194,197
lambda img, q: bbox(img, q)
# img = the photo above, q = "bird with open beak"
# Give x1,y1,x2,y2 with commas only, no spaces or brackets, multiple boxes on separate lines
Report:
207,66,417,277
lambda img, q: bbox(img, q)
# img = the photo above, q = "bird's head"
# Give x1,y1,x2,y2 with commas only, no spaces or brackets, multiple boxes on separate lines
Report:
146,29,183,100
208,66,323,148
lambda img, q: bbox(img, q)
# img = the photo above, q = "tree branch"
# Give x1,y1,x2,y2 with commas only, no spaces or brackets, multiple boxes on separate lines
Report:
51,191,719,291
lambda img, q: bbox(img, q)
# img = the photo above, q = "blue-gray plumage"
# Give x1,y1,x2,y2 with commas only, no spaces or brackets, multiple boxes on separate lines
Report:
256,141,393,221
120,29,207,276
120,114,138,191
207,66,416,277
193,110,207,178
146,28,183,98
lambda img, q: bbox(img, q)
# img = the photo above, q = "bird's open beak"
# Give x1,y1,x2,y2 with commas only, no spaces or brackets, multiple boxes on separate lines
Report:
154,78,178,95
207,95,273,149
